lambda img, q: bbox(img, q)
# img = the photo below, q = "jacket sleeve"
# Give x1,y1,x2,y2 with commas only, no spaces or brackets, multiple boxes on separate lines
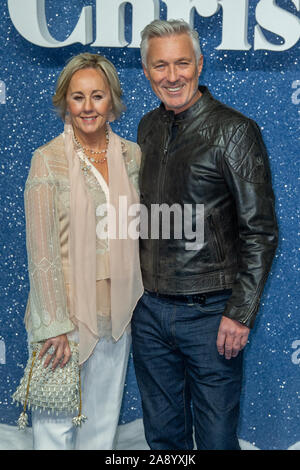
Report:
24,149,74,342
221,119,278,327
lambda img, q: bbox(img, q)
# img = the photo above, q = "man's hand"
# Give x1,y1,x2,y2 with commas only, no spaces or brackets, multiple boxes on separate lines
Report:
217,316,250,360
38,334,71,370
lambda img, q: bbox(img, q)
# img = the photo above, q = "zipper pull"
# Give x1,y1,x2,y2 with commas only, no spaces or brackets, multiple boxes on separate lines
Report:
162,123,173,161
162,146,168,164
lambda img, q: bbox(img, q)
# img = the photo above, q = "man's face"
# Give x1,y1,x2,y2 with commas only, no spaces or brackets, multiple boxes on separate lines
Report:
143,33,203,114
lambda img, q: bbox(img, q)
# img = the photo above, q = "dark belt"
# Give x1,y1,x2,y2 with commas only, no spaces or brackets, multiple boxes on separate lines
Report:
146,291,206,304
146,289,231,305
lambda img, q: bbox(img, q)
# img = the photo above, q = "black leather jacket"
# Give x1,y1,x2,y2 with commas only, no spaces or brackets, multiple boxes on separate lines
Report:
137,86,278,328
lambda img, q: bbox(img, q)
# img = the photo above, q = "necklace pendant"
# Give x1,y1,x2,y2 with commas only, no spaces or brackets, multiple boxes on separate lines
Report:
81,163,90,175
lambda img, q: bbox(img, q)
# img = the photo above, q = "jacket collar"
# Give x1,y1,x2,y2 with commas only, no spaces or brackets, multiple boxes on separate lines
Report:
159,86,214,124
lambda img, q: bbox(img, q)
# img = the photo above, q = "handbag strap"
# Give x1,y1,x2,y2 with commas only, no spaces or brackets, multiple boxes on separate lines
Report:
17,350,37,429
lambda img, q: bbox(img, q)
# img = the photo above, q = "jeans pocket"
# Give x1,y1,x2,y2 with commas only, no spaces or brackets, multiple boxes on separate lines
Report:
194,291,231,315
132,298,144,328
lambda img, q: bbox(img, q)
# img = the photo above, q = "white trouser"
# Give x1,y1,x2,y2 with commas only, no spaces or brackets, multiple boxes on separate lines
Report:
32,331,131,450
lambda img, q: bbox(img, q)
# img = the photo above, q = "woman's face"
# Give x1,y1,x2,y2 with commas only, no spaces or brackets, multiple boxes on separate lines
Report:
66,67,112,140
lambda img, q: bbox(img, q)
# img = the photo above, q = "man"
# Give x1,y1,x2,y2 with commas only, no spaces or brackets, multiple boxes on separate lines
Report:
131,19,278,450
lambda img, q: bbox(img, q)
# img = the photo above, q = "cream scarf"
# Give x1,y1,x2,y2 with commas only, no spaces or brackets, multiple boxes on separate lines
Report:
64,118,143,364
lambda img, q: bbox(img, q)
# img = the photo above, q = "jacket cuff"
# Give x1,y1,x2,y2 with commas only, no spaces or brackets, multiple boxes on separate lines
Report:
222,303,259,329
27,318,75,343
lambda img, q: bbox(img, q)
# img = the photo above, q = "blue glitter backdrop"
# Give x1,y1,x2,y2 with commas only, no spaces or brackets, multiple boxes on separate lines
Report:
0,1,299,450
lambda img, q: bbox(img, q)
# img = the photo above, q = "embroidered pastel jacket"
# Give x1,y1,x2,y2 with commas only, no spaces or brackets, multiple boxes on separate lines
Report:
24,132,141,344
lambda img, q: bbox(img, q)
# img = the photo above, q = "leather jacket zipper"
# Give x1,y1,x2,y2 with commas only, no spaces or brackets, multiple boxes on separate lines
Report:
153,125,173,291
208,215,225,263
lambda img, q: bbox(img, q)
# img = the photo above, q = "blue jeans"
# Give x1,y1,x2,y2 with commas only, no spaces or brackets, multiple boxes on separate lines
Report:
132,290,243,450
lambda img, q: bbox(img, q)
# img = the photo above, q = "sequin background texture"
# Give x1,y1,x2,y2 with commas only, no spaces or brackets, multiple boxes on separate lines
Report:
0,1,299,450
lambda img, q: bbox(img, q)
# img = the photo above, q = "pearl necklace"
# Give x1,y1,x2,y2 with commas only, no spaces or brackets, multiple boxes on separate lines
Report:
74,127,109,165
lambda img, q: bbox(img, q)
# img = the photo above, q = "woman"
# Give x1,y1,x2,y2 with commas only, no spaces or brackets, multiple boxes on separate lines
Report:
17,53,143,450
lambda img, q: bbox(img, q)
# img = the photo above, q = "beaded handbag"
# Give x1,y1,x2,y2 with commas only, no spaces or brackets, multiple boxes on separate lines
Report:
12,341,86,429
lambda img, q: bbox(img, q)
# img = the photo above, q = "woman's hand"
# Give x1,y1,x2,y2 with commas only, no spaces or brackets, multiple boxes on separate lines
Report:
38,334,71,370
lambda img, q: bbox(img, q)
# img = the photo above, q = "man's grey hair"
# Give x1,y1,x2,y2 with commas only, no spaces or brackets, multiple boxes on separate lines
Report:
140,19,202,68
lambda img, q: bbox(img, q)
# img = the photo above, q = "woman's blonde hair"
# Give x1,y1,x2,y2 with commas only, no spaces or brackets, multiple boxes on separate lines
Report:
52,53,125,121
